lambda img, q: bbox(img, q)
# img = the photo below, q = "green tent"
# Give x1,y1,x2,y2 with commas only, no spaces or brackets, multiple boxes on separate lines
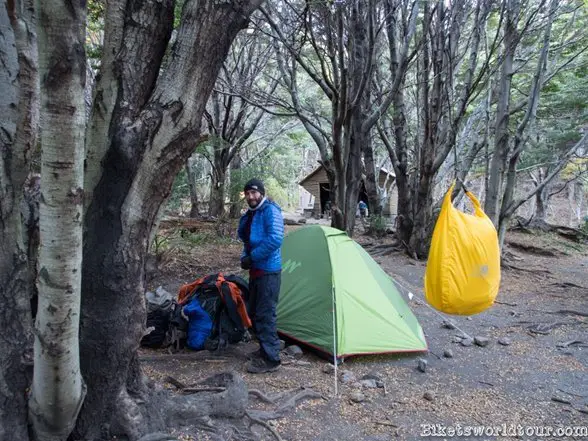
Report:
277,225,427,359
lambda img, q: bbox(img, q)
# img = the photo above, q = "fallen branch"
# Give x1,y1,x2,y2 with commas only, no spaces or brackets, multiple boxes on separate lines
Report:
165,376,187,390
558,388,588,398
527,322,568,335
551,396,572,405
556,340,588,348
550,282,588,290
140,353,215,362
364,243,393,251
246,411,283,441
374,420,398,427
182,387,227,394
495,301,518,307
137,433,180,441
550,310,588,318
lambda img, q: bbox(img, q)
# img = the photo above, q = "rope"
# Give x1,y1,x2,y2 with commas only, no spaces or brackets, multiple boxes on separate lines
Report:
391,276,473,341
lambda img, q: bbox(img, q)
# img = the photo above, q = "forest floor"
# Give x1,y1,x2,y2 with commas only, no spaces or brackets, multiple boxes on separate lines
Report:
141,218,588,441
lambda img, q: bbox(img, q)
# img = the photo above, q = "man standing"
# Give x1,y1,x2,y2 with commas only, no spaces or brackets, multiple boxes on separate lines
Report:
238,178,284,373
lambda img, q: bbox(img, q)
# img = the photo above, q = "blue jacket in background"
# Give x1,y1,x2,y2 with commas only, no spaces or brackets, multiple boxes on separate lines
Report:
238,199,284,272
183,297,213,350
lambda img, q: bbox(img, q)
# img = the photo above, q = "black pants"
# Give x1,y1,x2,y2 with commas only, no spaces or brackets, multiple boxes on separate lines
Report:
248,272,281,362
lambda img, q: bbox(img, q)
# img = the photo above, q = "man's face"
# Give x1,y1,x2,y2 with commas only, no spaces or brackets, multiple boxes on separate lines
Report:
245,189,263,208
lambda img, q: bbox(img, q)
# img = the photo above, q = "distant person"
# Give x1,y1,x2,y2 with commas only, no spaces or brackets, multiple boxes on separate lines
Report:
238,178,284,373
358,200,368,218
324,200,332,219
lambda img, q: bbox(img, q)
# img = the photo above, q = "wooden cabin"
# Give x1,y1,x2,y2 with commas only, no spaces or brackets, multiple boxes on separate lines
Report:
299,165,398,218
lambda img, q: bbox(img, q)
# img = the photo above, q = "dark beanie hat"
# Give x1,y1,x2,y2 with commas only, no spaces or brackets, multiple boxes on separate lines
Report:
244,178,265,196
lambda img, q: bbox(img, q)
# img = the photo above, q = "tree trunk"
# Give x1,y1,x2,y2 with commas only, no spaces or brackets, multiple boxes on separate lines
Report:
185,157,200,218
29,1,87,439
522,168,552,230
362,128,381,217
75,2,261,438
408,172,434,258
329,164,346,231
344,124,363,236
229,154,243,218
395,174,413,245
497,0,556,247
533,175,550,225
0,1,37,439
484,1,519,226
209,160,227,217
407,0,436,259
568,181,583,226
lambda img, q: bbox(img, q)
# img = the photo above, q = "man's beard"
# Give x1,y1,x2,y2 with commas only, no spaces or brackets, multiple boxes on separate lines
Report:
247,197,262,208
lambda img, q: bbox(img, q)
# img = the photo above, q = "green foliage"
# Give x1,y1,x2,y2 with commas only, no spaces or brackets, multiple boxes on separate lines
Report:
174,0,185,29
367,215,388,238
181,230,235,246
166,167,190,213
263,176,289,208
87,0,105,69
151,228,235,260
580,216,588,235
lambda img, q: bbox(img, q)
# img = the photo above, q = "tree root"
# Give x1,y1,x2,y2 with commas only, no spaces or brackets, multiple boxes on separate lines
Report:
245,411,284,441
247,389,326,420
502,263,553,277
248,387,303,404
116,372,324,441
137,433,181,441
506,240,560,256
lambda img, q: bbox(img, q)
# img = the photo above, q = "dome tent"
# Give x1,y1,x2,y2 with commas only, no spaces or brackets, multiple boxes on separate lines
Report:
277,225,427,360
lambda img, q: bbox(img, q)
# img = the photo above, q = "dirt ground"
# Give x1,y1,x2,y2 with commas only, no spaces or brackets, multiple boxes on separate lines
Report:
141,221,588,441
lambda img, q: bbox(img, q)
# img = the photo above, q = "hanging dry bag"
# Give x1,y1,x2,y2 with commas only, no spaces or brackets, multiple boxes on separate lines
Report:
424,184,501,315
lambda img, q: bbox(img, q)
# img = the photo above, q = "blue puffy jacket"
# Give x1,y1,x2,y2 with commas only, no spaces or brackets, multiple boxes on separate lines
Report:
238,199,284,272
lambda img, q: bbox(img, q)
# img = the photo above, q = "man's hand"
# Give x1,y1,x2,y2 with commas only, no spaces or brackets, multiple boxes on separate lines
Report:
241,255,252,270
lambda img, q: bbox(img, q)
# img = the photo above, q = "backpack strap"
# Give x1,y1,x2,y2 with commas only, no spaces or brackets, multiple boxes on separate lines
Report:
178,275,207,305
216,274,252,329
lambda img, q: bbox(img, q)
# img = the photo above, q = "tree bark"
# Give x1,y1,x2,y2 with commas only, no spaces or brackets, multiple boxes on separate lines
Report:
534,184,549,224
75,1,262,439
0,1,37,439
361,125,381,217
266,0,374,235
229,154,244,218
485,0,519,226
185,158,200,218
496,0,559,248
29,0,88,438
209,150,227,217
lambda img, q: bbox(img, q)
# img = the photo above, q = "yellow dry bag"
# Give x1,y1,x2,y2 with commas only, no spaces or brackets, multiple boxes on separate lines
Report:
424,184,501,315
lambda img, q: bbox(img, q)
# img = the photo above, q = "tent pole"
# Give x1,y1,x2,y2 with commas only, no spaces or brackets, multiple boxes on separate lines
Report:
331,285,338,397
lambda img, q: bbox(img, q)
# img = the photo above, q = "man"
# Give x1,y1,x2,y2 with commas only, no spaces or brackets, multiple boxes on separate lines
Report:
358,200,368,218
237,178,284,373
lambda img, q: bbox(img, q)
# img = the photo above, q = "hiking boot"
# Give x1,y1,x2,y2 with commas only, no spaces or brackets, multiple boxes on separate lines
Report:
247,348,262,360
246,357,281,374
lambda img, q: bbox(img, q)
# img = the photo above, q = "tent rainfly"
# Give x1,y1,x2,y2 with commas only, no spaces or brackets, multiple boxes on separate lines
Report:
277,225,427,361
